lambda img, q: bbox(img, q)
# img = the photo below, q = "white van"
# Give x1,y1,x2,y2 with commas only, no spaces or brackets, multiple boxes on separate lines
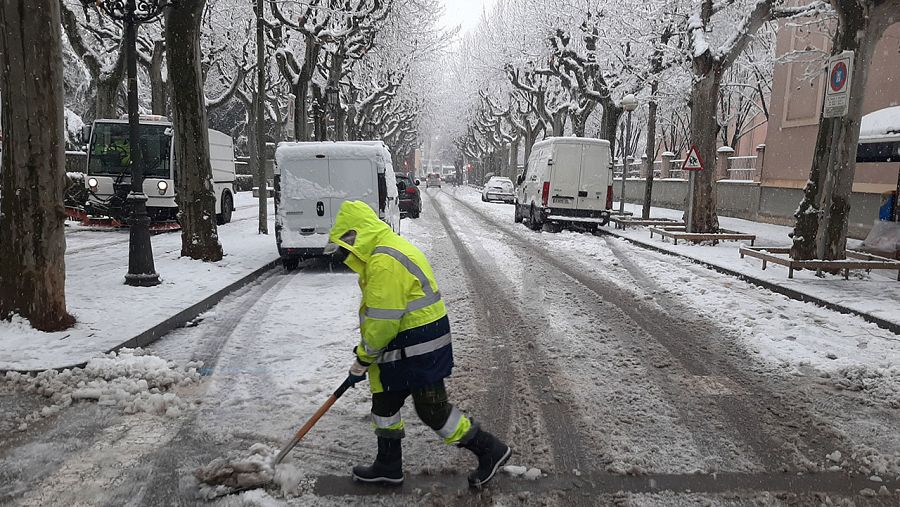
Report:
514,137,613,232
274,141,400,269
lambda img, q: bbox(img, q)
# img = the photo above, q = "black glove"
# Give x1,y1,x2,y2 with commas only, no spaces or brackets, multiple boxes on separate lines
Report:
348,359,369,387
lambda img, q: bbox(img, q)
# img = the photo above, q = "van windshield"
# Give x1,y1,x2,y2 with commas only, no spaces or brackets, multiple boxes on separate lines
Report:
88,122,172,179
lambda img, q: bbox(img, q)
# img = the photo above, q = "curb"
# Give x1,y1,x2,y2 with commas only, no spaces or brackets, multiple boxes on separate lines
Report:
2,258,281,375
596,229,900,335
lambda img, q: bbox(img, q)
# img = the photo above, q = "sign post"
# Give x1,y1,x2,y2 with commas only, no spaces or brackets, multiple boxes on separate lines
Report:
682,145,704,233
823,51,853,119
817,51,854,264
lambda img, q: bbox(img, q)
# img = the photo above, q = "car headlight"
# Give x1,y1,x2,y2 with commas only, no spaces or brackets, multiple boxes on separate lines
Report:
87,177,98,189
157,181,168,194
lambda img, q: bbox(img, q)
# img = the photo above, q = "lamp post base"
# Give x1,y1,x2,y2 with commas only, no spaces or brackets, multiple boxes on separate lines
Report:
125,192,161,287
125,272,162,287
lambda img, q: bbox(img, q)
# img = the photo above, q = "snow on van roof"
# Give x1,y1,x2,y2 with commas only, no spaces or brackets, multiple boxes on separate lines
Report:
275,142,385,165
859,106,900,143
532,136,611,148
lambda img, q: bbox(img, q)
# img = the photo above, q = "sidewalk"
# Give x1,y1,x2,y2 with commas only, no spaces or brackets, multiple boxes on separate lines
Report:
0,194,279,372
609,202,900,332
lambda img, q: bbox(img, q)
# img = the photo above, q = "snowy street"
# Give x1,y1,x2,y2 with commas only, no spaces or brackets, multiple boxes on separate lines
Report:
2,188,898,506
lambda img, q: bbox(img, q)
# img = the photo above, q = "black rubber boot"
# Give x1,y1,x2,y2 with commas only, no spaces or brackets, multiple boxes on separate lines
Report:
460,426,512,488
351,437,404,485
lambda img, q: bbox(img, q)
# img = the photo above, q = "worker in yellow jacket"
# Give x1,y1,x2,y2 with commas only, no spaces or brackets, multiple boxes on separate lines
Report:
325,200,511,488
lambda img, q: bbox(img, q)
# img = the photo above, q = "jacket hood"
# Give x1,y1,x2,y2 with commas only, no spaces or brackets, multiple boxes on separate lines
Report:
328,200,391,272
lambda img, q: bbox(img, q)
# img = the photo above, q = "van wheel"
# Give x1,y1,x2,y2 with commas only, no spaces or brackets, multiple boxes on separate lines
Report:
282,257,300,271
217,192,233,225
514,204,523,223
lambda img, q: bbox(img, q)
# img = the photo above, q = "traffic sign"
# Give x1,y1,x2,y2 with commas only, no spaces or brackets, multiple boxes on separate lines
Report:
824,51,853,118
682,145,704,172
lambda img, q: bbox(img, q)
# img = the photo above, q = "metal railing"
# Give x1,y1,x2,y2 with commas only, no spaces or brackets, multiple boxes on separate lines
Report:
726,156,757,181
668,159,686,179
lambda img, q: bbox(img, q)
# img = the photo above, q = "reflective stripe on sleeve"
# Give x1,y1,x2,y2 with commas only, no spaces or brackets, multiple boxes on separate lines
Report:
362,340,382,357
436,406,463,439
372,411,402,429
377,332,452,364
364,307,406,320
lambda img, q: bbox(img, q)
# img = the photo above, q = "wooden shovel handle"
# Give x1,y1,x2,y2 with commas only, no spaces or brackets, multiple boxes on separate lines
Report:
272,376,355,465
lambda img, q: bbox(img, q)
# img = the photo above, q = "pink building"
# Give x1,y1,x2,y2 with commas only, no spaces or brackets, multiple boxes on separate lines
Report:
763,22,899,194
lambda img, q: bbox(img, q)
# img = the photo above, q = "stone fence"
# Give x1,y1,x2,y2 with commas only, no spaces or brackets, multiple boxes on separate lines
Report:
614,144,767,182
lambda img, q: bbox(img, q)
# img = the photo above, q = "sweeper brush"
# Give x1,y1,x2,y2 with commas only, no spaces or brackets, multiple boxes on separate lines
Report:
194,376,354,498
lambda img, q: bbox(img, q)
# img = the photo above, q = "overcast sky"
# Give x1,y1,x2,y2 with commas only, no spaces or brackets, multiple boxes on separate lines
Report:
439,0,496,34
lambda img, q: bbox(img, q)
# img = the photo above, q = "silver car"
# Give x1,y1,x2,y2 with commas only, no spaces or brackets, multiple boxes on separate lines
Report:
482,177,515,203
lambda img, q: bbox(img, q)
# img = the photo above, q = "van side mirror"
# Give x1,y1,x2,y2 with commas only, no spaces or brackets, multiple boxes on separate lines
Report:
547,158,554,166
397,180,407,192
80,125,92,145
516,174,524,185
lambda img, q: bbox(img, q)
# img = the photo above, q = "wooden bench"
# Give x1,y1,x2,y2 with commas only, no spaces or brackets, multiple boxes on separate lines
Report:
610,217,684,230
648,226,756,246
739,246,900,280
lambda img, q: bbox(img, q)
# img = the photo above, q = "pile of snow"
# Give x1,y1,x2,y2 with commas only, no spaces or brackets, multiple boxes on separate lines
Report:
3,348,200,430
828,365,900,409
195,443,279,499
502,464,543,480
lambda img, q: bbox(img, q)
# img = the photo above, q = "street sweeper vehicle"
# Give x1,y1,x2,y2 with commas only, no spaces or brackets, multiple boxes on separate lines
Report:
79,116,236,229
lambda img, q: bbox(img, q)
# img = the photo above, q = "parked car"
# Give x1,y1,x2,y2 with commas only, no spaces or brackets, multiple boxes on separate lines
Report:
515,137,613,232
426,172,442,188
274,141,400,269
482,176,515,203
397,173,421,218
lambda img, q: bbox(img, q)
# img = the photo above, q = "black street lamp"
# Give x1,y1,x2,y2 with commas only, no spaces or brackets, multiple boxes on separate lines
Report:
326,85,340,111
325,84,340,141
82,0,170,287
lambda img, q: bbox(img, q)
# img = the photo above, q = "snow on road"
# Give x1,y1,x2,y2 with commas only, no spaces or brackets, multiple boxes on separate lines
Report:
0,194,278,371
1,187,899,506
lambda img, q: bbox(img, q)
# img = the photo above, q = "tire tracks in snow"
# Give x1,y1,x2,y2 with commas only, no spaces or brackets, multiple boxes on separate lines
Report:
440,191,852,475
431,196,594,484
126,270,300,506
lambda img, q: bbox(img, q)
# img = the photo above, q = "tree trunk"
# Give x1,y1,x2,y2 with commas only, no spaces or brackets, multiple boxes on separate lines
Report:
790,116,834,260
293,38,319,141
150,39,167,116
791,0,899,260
642,82,659,219
95,76,121,119
599,98,623,163
509,136,520,177
0,0,74,331
255,0,268,234
166,0,223,262
686,66,723,233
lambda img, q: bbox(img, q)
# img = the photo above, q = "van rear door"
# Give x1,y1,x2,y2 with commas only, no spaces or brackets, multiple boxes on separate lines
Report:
280,156,332,235
548,143,581,210
328,157,378,219
577,143,609,211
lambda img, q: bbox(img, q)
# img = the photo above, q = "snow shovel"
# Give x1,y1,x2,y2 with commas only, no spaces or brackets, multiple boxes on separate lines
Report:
196,375,356,496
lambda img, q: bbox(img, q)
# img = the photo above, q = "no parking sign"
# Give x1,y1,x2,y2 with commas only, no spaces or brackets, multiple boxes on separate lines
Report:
824,51,854,118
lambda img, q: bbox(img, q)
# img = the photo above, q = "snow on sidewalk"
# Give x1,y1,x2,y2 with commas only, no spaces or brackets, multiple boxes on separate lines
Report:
607,201,900,330
0,195,278,371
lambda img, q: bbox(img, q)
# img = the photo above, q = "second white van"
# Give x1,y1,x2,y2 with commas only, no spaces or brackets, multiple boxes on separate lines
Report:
274,142,399,269
514,137,613,232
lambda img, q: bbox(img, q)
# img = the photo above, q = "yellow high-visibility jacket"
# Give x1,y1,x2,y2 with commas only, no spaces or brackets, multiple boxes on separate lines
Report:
329,200,452,393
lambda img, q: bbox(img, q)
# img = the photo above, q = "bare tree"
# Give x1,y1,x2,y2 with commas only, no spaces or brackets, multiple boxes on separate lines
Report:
59,0,127,120
166,0,224,261
791,0,900,261
0,0,75,331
